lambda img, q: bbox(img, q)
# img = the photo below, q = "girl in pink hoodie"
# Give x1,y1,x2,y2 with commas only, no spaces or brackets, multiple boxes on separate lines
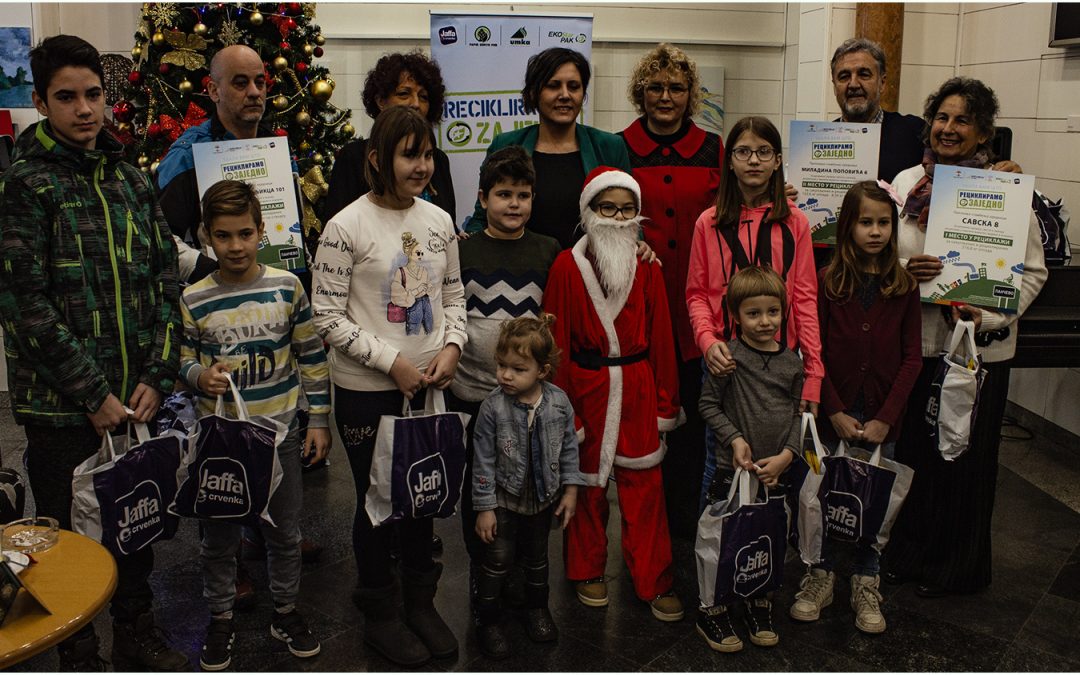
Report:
685,116,823,508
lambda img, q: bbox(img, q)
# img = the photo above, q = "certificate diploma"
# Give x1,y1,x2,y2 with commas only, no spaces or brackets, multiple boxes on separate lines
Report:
920,166,1035,313
193,137,305,272
788,120,880,246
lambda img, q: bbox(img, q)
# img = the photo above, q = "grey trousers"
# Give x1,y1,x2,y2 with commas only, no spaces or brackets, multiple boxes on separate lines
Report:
201,427,302,614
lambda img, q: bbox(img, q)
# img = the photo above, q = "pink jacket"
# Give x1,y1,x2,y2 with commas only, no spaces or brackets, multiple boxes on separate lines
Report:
685,202,823,402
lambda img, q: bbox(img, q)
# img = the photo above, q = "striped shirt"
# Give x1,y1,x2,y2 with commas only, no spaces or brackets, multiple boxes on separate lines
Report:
180,265,330,428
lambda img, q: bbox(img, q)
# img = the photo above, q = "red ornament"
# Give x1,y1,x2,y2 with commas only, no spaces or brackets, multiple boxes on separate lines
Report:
159,63,170,75
313,46,324,58
288,2,302,16
295,62,307,74
201,75,211,90
127,71,142,85
285,18,297,31
147,123,163,138
280,41,291,51
274,128,289,137
112,100,134,123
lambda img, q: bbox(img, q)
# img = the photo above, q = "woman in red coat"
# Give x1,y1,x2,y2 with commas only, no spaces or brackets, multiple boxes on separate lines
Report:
619,43,723,532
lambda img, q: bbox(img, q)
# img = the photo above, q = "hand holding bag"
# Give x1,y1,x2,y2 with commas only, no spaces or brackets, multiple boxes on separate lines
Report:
695,468,788,607
365,388,469,526
925,319,987,461
819,442,914,553
786,412,828,565
72,416,184,556
170,374,286,527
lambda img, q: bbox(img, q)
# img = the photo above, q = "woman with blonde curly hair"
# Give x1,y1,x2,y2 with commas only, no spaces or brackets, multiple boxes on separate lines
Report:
619,43,724,530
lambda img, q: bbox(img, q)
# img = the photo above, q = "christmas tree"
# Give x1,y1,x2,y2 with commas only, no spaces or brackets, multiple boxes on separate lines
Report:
115,2,355,184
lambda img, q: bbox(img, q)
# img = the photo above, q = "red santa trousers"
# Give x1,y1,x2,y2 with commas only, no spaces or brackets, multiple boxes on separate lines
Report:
564,463,674,600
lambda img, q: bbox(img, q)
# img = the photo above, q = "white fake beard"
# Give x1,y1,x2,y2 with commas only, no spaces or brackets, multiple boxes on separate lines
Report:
581,209,641,298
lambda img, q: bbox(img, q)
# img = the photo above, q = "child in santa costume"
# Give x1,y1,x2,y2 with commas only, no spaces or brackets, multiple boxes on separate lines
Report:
542,166,684,622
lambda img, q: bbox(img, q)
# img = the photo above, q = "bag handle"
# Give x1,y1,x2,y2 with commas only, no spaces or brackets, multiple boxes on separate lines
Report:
214,372,250,421
400,387,447,417
800,412,827,468
723,467,765,509
122,408,152,445
836,440,884,467
945,319,978,366
98,410,152,461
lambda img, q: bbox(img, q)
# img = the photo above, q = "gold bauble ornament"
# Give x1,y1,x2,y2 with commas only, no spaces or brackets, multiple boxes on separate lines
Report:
137,154,151,167
295,110,312,127
178,79,194,94
249,11,264,26
302,43,314,57
150,161,160,174
324,77,336,90
273,56,289,72
117,122,132,132
131,45,143,59
312,152,324,165
272,95,289,111
341,123,355,138
151,31,165,47
298,141,312,153
193,22,208,36
309,79,333,103
314,34,325,46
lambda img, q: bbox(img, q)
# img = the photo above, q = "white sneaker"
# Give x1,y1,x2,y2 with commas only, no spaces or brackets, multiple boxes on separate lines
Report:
789,568,835,622
850,574,886,634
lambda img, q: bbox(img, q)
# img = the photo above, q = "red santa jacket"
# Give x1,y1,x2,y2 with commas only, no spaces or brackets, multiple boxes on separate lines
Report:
621,118,723,361
543,237,682,486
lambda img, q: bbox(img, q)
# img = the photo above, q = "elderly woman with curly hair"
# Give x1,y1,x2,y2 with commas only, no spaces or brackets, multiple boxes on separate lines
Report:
884,77,1046,597
618,43,723,529
324,51,455,222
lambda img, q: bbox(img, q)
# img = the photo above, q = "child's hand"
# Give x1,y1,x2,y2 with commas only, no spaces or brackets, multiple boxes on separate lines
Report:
731,437,754,472
302,427,331,465
860,419,890,445
197,362,231,397
475,510,497,544
635,240,660,265
755,450,794,488
784,182,799,201
906,254,944,282
800,400,819,417
389,353,425,399
705,341,735,377
554,486,578,529
829,411,862,442
425,344,461,390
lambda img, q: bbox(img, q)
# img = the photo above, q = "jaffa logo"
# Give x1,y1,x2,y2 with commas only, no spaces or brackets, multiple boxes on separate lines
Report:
824,490,863,542
438,26,457,45
474,26,491,42
407,453,449,518
115,480,164,555
732,535,773,597
195,457,251,519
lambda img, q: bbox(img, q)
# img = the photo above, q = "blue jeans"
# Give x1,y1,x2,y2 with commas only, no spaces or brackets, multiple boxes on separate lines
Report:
815,410,895,578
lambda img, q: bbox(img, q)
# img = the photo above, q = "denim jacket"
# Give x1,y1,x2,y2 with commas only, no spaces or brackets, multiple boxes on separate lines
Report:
472,381,586,510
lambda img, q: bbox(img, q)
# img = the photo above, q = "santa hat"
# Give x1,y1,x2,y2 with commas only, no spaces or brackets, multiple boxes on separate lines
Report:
579,166,641,215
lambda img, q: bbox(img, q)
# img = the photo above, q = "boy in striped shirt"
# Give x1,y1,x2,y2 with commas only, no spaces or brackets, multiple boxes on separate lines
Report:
179,180,330,670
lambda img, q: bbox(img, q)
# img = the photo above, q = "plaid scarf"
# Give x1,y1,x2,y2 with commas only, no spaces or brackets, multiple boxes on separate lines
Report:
901,147,990,230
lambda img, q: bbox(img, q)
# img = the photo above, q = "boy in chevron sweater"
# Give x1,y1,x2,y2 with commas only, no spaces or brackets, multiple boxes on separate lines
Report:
447,145,562,616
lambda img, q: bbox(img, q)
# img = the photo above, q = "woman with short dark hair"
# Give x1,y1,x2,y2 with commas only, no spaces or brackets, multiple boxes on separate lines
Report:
885,76,1047,596
464,47,631,249
324,51,455,223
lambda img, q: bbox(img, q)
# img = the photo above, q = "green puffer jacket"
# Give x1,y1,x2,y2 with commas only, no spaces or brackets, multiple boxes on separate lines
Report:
0,121,179,427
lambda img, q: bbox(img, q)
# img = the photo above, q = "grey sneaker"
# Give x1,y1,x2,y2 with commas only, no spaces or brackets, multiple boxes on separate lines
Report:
789,568,835,622
850,574,886,634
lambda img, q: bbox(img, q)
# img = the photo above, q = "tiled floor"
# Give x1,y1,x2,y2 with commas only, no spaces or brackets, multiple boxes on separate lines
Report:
4,397,1079,672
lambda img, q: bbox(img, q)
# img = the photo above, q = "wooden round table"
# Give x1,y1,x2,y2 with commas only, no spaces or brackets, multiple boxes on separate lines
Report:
0,530,118,668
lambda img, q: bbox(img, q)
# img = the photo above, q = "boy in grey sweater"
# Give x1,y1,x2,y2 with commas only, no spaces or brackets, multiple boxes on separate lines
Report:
696,265,804,654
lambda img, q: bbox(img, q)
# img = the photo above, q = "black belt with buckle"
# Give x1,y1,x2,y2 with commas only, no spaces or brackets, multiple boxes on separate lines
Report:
570,349,649,370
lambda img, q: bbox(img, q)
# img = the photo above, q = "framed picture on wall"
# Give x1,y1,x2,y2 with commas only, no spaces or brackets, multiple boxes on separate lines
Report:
0,27,33,108
693,65,724,137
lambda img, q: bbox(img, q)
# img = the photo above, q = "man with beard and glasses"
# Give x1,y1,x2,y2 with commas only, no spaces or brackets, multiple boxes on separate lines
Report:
542,167,684,623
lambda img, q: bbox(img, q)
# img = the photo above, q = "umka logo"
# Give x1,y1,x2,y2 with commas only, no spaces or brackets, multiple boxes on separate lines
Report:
510,26,531,45
408,453,449,518
733,535,773,597
195,457,251,518
824,491,863,541
438,26,458,45
115,480,164,554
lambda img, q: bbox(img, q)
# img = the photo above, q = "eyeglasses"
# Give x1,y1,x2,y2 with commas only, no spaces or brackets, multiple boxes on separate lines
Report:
731,146,776,162
645,83,689,97
594,202,640,219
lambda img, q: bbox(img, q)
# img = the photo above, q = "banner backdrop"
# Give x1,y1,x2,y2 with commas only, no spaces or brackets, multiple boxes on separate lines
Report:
430,12,594,228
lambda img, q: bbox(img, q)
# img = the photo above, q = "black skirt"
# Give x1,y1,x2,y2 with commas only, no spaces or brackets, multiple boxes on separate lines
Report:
885,356,1013,592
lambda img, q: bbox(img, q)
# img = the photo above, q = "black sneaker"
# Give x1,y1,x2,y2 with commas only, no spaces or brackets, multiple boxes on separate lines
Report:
695,605,743,653
743,598,779,647
270,609,321,658
200,617,235,671
58,631,108,672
